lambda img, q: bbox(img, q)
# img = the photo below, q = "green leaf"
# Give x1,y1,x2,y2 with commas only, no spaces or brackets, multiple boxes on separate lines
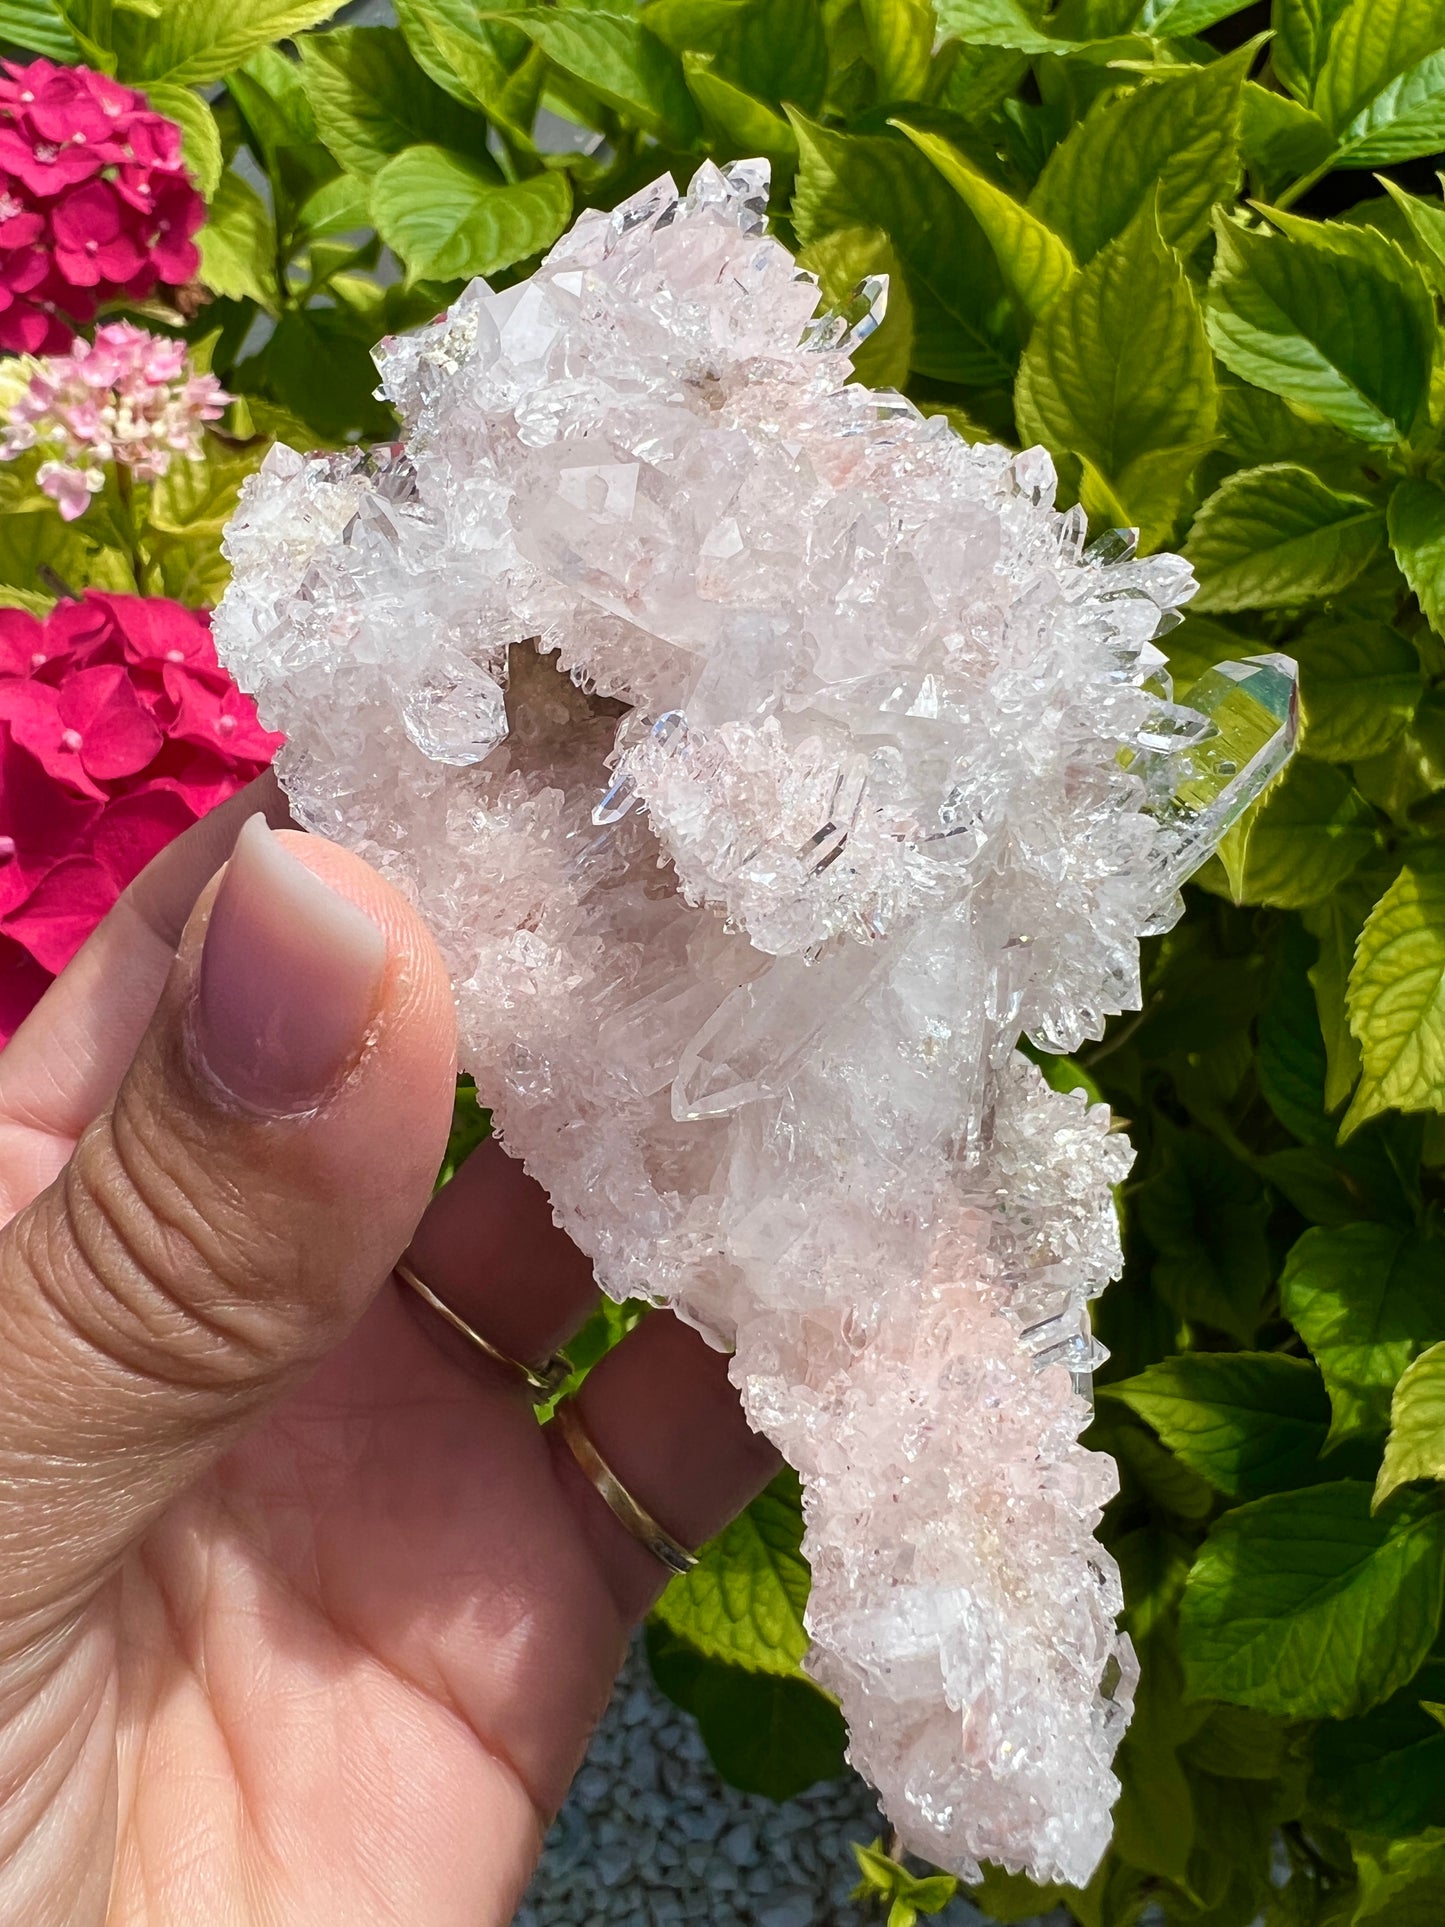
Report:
723,0,829,115
225,44,331,189
795,225,914,389
894,120,1076,324
1354,689,1445,829
1030,49,1250,265
197,170,279,311
650,0,828,116
1183,1703,1293,1781
1222,758,1376,911
899,1874,958,1916
1298,622,1422,764
1280,1222,1445,1443
1016,201,1216,546
1115,1526,1194,1645
1111,1631,1201,1885
861,0,933,99
1390,478,1445,644
1186,464,1384,613
1102,1408,1219,1521
1135,1130,1270,1343
1305,882,1372,1111
299,27,492,178
246,304,396,442
1354,1832,1445,1926
0,503,132,601
1314,0,1445,168
683,54,797,177
645,1619,847,1799
1376,1340,1445,1507
933,0,1085,54
1273,0,1352,103
1137,0,1256,30
130,0,346,84
1178,1480,1445,1718
933,40,1029,118
296,172,371,239
1259,920,1334,1142
1310,1657,1445,1835
1240,81,1336,185
147,444,260,538
0,0,82,60
0,584,55,615
370,148,571,282
1207,213,1434,444
393,0,529,117
852,1836,902,1901
1102,1354,1331,1498
1181,1764,1291,1920
1379,178,1445,298
639,0,754,59
145,83,223,199
1346,862,1445,1132
498,8,702,147
789,112,1016,385
967,1863,1067,1922
1216,377,1360,475
652,1471,810,1677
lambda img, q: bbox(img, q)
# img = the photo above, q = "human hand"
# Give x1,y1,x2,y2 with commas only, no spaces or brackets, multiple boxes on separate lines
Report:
0,785,777,1925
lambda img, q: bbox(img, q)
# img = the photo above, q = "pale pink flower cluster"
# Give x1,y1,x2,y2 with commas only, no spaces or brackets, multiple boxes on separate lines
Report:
0,320,229,519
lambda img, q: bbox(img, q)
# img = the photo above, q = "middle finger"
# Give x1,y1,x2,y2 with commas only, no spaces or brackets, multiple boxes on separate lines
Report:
400,1135,600,1387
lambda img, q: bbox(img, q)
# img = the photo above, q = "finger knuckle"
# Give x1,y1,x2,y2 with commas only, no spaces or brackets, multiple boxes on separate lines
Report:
18,1085,305,1395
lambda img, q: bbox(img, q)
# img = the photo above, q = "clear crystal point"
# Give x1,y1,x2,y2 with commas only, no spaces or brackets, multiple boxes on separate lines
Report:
800,272,889,354
1138,652,1299,889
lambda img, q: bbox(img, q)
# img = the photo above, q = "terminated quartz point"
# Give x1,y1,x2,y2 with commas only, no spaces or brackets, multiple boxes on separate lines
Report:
214,160,1297,1888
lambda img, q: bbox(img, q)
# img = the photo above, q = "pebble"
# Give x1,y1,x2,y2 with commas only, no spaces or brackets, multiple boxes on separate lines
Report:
513,1636,1055,1927
757,1888,815,1927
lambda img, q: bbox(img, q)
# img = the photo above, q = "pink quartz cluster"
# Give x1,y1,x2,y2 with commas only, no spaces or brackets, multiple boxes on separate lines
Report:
216,161,1295,1886
0,58,205,355
0,592,280,1041
0,321,230,518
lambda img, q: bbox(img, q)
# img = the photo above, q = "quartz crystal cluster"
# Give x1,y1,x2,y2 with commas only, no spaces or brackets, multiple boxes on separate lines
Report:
215,160,1296,1888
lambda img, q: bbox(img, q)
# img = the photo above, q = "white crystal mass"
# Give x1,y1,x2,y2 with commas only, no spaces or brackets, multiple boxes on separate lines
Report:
215,161,1296,1888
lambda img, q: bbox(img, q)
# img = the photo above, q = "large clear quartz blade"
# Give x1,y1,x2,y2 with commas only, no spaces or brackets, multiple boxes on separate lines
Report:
1136,652,1299,893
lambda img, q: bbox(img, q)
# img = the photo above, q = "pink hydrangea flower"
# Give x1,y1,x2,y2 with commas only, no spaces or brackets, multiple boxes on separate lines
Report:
1,321,231,519
0,60,206,353
0,592,282,1042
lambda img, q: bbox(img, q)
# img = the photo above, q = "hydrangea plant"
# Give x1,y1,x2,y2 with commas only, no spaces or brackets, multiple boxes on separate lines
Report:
0,0,1444,1922
0,57,205,351
0,591,280,1037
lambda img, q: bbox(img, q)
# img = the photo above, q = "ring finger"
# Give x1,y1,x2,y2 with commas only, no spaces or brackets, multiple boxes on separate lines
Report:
401,1136,778,1609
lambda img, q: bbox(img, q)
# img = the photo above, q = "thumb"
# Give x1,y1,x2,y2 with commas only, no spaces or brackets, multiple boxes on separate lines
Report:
0,817,456,1629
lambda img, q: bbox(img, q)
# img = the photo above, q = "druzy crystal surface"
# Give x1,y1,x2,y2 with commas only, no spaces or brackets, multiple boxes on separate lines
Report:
214,160,1296,1887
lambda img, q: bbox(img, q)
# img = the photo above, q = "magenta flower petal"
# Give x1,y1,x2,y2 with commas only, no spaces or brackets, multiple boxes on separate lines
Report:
56,661,164,779
0,678,105,796
0,182,43,248
0,606,44,677
91,781,197,890
0,935,52,1047
0,60,205,324
0,590,279,1044
0,728,103,865
1,852,117,974
0,299,68,352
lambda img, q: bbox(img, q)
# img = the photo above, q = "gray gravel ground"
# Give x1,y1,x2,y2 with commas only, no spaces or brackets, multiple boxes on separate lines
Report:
514,1639,1056,1927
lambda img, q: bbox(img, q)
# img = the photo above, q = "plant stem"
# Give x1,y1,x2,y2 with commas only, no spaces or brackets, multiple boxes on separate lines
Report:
1272,155,1336,213
113,464,151,595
